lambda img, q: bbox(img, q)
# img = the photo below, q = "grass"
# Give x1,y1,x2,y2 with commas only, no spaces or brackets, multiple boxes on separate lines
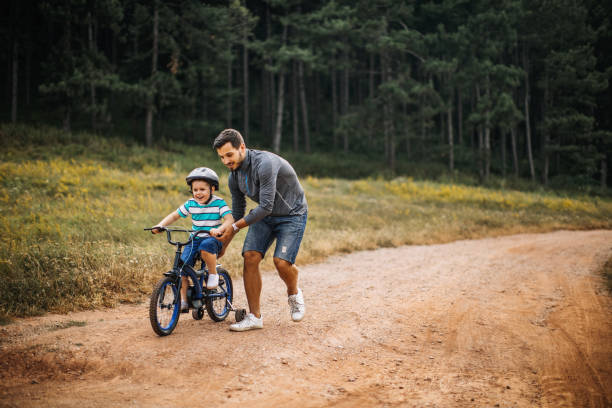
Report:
602,257,612,294
1,123,611,318
47,320,87,331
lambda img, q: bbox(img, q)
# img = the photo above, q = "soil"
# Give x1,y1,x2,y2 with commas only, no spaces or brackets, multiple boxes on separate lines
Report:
1,230,611,407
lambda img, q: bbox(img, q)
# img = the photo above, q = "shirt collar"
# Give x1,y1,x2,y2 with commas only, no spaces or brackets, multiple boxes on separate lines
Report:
237,148,251,172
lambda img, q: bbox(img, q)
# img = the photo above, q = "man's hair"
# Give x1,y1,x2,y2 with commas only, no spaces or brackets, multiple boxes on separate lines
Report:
213,128,244,150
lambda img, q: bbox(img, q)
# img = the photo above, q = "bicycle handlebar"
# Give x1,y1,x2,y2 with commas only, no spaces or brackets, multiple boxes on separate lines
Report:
144,227,206,246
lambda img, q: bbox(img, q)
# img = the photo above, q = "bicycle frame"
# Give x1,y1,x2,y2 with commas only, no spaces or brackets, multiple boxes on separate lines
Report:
152,228,229,307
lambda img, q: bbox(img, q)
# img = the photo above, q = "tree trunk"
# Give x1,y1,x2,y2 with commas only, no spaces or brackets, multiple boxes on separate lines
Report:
262,4,271,138
447,104,454,172
501,130,507,177
25,35,31,108
602,156,608,191
88,12,97,131
63,13,72,133
272,24,287,153
343,59,349,153
314,71,320,137
478,125,484,181
403,102,410,155
484,79,491,181
273,73,286,153
382,49,395,171
292,61,299,152
542,72,549,186
226,53,233,128
298,61,310,153
145,3,158,147
457,87,463,146
368,52,375,147
262,68,269,137
243,39,249,140
11,38,18,123
476,84,484,181
523,47,536,182
331,62,338,148
510,126,519,177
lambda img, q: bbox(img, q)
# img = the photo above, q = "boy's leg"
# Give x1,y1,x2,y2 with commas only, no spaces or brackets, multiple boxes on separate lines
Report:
180,276,189,311
200,250,219,288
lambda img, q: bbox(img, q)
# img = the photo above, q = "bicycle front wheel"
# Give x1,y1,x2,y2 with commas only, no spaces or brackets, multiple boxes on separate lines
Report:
205,268,233,322
150,276,180,336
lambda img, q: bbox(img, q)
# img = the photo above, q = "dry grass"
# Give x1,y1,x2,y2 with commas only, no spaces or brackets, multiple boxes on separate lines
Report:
1,124,611,318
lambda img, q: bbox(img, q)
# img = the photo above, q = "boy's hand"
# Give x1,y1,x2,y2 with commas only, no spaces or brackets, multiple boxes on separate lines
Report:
151,226,163,234
210,226,224,237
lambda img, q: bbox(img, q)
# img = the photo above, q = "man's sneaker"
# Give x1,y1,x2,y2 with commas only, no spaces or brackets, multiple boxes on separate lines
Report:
288,288,305,322
206,273,219,289
229,313,263,332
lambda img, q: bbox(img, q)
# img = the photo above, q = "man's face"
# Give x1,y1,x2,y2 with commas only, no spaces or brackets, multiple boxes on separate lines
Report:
216,142,246,171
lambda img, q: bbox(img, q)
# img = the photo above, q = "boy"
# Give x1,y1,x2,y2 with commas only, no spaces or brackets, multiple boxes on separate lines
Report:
152,167,233,312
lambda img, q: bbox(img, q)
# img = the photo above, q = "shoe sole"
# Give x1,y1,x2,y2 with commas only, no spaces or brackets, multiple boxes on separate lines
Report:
229,325,263,332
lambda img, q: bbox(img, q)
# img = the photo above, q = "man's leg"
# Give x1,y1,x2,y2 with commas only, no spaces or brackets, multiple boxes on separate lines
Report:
243,250,263,318
273,257,299,296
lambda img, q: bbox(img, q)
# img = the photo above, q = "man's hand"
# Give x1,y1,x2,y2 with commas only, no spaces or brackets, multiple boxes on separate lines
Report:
216,226,234,244
210,226,224,237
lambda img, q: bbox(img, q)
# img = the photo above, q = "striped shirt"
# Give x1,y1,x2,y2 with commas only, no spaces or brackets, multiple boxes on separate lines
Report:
177,195,231,235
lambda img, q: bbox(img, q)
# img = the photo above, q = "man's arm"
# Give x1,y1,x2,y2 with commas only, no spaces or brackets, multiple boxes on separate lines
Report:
214,212,235,258
243,158,278,225
229,173,247,221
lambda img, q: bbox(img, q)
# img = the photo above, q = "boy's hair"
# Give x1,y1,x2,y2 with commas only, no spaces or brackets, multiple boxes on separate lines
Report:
188,178,214,192
213,128,244,150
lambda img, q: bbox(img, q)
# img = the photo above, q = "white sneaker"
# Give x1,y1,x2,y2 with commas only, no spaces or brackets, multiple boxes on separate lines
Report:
206,273,219,289
288,288,305,322
229,313,263,332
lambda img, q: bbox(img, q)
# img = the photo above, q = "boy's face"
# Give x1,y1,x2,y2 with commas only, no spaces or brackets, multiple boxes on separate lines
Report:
216,141,246,171
191,180,212,204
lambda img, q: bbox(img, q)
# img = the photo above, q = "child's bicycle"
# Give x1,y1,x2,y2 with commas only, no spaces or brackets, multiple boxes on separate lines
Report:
144,226,246,336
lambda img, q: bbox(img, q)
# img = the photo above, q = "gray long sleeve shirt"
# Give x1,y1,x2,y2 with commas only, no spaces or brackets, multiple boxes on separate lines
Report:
228,149,308,226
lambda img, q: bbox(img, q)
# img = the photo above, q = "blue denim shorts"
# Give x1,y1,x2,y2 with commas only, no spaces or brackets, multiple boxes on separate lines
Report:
242,212,307,264
180,236,223,266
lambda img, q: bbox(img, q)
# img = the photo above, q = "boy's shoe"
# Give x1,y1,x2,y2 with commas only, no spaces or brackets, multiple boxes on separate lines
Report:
288,288,305,322
206,273,219,289
180,301,189,313
229,313,263,332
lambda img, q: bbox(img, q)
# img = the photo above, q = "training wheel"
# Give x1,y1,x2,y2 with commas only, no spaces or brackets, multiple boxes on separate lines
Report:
192,307,204,320
235,308,247,322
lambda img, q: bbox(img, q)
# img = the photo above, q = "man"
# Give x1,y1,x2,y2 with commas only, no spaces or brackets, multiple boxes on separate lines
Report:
213,128,308,332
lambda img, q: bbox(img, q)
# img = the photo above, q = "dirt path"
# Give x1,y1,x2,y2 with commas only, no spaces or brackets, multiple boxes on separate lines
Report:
1,230,611,407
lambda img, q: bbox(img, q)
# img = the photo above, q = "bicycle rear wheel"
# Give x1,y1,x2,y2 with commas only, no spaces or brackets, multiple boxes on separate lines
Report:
150,277,180,336
205,268,233,322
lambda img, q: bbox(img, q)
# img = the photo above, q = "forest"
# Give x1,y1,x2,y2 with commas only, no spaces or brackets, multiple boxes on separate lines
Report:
2,0,611,189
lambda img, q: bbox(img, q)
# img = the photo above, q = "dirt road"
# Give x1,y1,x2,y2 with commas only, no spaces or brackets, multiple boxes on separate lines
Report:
1,230,611,407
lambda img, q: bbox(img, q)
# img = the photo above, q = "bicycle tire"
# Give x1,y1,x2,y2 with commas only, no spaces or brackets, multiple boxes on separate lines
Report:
205,268,233,322
149,276,181,336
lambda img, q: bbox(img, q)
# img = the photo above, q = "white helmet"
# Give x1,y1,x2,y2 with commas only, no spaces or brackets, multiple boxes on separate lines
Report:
185,167,219,190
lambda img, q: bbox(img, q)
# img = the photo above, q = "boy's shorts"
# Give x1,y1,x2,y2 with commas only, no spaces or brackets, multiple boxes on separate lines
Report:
180,236,223,267
242,212,307,264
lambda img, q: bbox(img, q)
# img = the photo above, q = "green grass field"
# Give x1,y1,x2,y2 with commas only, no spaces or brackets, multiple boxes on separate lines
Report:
1,123,611,319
